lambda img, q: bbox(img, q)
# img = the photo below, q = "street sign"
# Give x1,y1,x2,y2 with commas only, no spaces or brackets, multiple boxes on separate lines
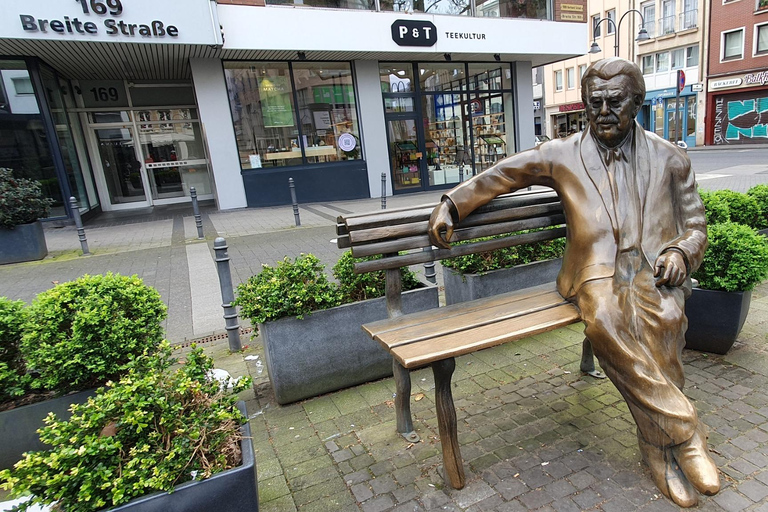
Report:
691,83,703,92
678,70,686,92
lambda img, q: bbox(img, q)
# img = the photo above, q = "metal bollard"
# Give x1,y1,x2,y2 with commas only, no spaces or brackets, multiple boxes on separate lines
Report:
381,172,387,210
190,186,204,239
214,237,242,352
69,196,90,256
289,178,301,226
422,247,436,284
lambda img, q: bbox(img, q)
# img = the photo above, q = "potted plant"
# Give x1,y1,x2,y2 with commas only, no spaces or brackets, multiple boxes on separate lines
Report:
0,273,167,470
234,252,438,405
686,221,768,354
0,344,257,512
441,228,566,305
0,168,53,265
747,184,768,234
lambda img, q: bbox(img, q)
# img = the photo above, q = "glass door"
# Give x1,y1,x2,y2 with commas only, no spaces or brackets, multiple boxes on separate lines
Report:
93,124,148,205
386,116,423,192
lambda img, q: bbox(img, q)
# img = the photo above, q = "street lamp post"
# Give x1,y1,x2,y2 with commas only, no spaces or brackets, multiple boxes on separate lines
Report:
589,9,650,57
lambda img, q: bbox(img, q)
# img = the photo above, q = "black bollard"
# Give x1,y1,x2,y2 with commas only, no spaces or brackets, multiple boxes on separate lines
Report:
190,186,204,239
289,178,301,226
214,237,242,352
381,172,387,210
69,197,90,256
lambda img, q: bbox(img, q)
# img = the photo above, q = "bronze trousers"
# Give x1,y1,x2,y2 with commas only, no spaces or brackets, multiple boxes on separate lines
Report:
575,251,697,448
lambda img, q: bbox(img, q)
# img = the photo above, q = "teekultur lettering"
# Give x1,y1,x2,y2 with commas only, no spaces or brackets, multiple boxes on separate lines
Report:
444,32,487,40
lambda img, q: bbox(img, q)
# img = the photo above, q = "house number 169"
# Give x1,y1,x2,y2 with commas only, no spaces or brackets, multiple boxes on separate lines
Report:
75,0,124,16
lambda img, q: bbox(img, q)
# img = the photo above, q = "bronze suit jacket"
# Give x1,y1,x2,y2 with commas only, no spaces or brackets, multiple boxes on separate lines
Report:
444,122,707,299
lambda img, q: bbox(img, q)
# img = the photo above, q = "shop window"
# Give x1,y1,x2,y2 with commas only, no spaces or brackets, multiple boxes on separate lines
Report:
419,63,466,92
671,48,685,69
380,63,414,93
656,51,670,72
492,0,549,20
642,55,655,74
592,15,602,38
224,61,361,170
687,99,696,139
606,9,616,34
722,29,744,60
555,70,563,91
467,64,511,90
756,24,768,55
566,68,575,89
686,45,699,66
269,0,374,9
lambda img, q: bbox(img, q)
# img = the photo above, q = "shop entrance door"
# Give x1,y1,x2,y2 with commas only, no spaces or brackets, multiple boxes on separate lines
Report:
386,115,425,192
93,124,149,206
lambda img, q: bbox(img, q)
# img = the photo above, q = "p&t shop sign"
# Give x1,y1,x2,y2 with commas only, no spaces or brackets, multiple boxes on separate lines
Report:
1,0,220,45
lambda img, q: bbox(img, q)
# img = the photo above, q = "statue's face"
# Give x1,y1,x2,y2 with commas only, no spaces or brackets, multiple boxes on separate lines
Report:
585,74,640,148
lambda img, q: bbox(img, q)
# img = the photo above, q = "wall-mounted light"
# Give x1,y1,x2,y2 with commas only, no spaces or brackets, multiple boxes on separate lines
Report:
444,53,452,62
297,51,307,61
494,54,501,62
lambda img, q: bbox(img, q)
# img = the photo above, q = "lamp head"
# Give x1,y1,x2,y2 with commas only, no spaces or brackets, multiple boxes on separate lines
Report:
589,42,601,54
636,27,650,41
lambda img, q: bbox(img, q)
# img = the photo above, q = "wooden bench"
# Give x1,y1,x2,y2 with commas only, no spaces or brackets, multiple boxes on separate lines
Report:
336,191,587,490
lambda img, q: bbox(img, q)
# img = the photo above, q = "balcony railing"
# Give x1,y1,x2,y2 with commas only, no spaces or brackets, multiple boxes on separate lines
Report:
679,9,697,30
640,19,656,38
659,15,675,35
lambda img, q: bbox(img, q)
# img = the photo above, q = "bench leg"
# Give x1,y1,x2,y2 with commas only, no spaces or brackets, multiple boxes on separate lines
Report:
393,359,419,443
580,337,606,379
432,357,465,490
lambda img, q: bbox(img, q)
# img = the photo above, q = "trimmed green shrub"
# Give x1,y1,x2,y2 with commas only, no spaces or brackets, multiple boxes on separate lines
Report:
692,222,768,292
20,273,167,392
712,189,761,228
698,189,731,226
234,254,343,324
0,343,251,512
441,228,566,275
747,184,768,229
332,250,421,303
0,297,30,402
0,168,53,229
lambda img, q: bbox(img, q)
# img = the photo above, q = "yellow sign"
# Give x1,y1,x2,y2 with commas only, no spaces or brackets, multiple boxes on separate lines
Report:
561,12,584,20
561,4,583,11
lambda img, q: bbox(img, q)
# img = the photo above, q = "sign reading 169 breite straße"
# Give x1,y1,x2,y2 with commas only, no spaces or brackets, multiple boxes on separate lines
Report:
0,0,220,45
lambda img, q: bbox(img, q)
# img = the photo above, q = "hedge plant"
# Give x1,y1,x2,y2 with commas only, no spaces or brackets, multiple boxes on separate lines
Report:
692,222,768,292
0,343,251,512
747,184,768,229
698,189,731,226
711,189,761,228
0,168,53,229
21,273,167,392
332,250,421,302
441,227,566,275
0,297,30,403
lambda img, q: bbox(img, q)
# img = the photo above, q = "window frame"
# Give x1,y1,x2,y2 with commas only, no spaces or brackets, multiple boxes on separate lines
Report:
686,44,699,67
642,55,655,74
721,27,745,61
578,64,587,83
566,67,576,89
755,22,768,56
656,51,670,72
641,1,656,38
671,48,685,69
555,70,563,91
758,0,768,11
592,15,602,38
606,9,616,34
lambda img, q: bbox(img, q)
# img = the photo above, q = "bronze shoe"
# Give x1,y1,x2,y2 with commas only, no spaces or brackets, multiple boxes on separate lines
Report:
638,432,698,507
671,423,721,496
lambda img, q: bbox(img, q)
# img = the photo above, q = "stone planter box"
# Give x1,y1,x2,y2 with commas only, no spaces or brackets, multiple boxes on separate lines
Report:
0,221,48,265
442,258,562,305
107,402,257,512
259,286,439,405
0,389,94,470
685,288,752,355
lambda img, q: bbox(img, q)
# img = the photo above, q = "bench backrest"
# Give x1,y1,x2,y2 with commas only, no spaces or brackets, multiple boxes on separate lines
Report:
336,190,566,274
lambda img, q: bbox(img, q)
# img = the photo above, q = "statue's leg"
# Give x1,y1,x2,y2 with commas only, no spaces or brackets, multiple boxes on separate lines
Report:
393,359,419,443
580,337,606,378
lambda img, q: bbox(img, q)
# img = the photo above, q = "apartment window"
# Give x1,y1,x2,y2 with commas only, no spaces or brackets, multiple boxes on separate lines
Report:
661,0,676,34
723,29,744,60
565,68,575,89
656,51,670,72
592,15,601,38
759,0,768,11
642,55,654,74
606,9,616,34
671,48,685,69
555,70,563,91
686,45,699,66
756,23,768,55
641,1,656,38
578,64,587,82
681,0,697,30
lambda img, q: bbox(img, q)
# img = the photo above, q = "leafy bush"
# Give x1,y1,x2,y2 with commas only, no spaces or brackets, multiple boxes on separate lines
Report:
698,189,731,226
441,228,566,275
711,189,761,228
235,254,343,324
0,297,30,402
20,273,167,392
0,168,53,229
0,344,251,512
747,184,768,230
692,222,768,292
332,250,421,303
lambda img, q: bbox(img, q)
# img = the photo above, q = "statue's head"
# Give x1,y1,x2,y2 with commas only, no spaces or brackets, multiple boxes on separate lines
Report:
581,57,645,148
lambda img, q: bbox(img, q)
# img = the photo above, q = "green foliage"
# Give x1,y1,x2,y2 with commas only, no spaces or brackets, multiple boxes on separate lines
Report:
332,250,421,303
0,343,251,512
712,189,761,228
692,222,768,292
0,168,53,229
747,184,768,230
441,228,566,275
20,273,167,393
698,189,731,226
0,297,31,402
234,254,343,324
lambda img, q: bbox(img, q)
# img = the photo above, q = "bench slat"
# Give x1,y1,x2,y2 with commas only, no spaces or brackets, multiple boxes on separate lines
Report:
389,303,581,368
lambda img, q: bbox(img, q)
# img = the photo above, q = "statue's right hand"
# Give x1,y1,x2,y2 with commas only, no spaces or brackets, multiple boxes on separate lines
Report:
428,201,454,249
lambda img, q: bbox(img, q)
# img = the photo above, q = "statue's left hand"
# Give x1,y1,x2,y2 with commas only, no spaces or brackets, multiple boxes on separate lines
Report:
654,251,687,287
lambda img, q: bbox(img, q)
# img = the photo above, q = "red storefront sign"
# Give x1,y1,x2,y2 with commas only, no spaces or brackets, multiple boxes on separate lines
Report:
559,102,584,113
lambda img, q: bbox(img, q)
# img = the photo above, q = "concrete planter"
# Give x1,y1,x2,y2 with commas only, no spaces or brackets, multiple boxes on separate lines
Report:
0,221,48,265
685,288,752,355
259,286,439,405
107,402,258,512
0,389,94,470
442,258,562,305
